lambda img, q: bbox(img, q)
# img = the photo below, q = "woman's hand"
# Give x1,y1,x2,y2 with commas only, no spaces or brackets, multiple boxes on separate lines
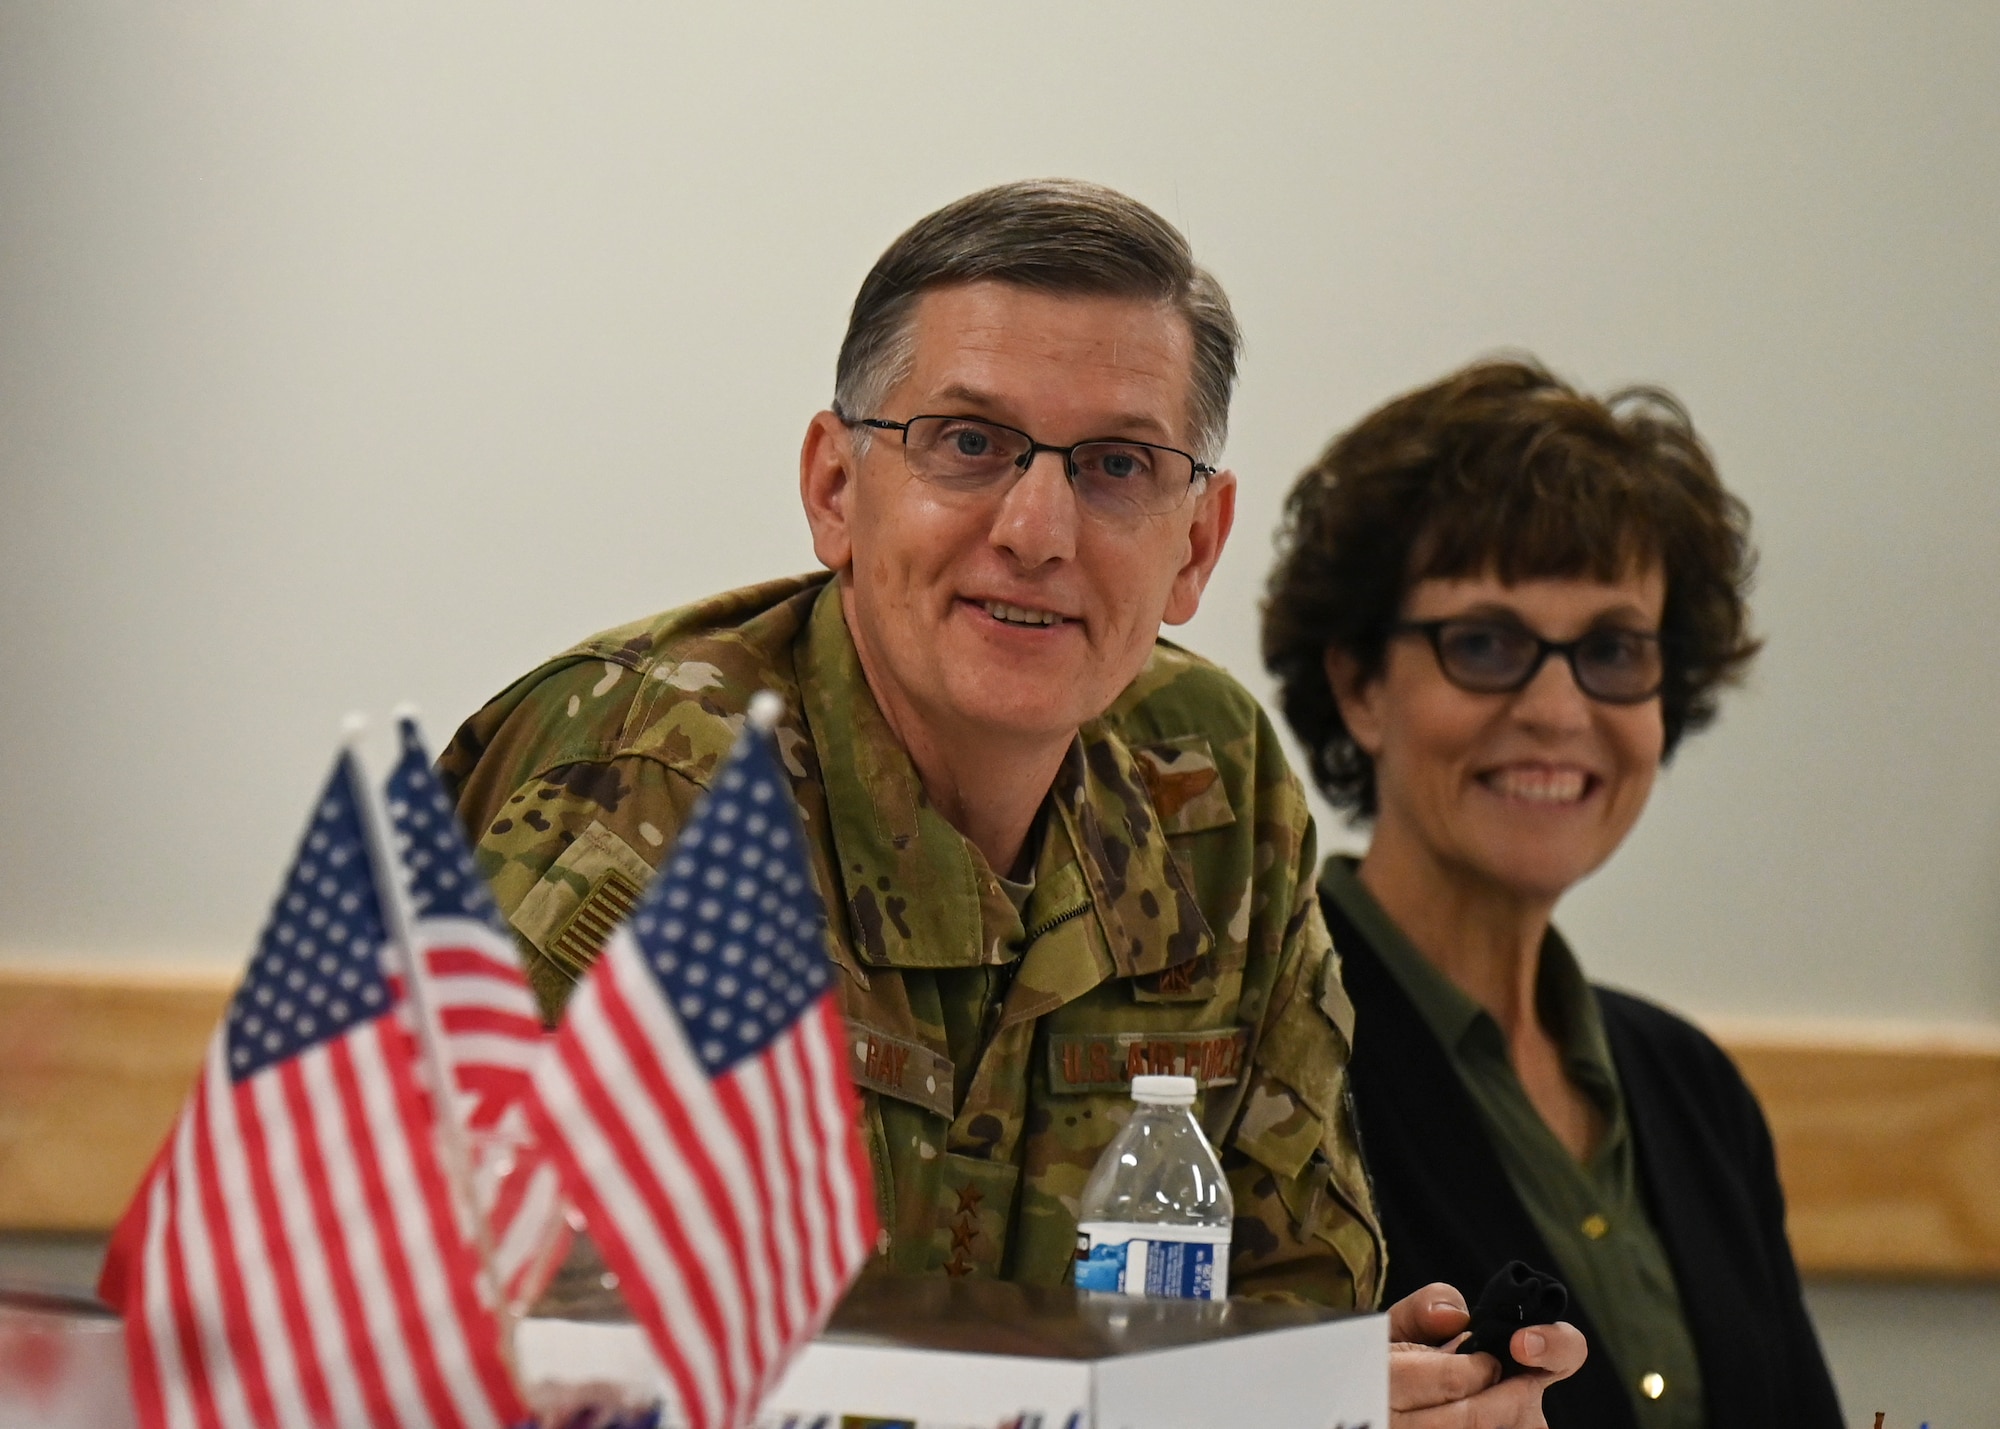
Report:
1386,1283,1586,1428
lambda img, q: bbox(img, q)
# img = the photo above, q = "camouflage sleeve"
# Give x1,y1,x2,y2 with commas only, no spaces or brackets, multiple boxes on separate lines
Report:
1221,817,1387,1310
443,662,705,1021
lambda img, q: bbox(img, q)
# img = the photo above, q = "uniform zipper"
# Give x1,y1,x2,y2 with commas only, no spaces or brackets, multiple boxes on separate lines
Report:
1019,900,1090,947
978,901,1092,1050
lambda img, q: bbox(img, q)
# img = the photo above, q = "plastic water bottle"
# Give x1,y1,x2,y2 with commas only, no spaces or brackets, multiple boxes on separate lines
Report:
1073,1074,1234,1300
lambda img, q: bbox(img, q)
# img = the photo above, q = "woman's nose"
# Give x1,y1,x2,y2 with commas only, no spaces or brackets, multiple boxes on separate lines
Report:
1510,649,1594,732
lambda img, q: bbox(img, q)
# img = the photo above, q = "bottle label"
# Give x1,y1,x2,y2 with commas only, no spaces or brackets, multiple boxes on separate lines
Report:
1073,1222,1231,1300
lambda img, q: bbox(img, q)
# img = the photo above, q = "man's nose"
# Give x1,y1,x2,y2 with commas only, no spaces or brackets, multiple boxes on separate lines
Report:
989,448,1078,569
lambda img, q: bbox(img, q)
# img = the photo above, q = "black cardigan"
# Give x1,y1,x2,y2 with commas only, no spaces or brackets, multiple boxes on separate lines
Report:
1327,893,1842,1428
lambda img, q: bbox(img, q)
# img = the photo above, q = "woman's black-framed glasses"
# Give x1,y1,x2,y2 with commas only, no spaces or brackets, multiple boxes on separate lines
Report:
843,412,1213,519
1393,617,1666,704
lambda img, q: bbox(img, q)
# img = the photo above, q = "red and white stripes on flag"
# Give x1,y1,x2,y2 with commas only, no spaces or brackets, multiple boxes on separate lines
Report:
419,939,544,1127
111,1022,523,1429
386,717,570,1313
98,751,524,1429
525,703,876,1429
417,938,568,1310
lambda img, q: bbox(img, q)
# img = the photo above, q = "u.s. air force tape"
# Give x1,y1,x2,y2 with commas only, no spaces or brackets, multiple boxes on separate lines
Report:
1047,1027,1249,1095
847,1026,955,1118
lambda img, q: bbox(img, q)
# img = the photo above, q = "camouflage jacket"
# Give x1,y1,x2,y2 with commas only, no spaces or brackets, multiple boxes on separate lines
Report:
440,574,1384,1308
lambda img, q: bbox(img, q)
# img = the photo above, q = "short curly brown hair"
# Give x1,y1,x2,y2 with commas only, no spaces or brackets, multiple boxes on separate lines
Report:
1262,358,1761,818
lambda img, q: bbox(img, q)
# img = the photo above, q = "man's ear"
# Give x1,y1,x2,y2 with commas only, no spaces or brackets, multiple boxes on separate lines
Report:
1160,469,1237,626
1325,646,1387,758
799,410,858,572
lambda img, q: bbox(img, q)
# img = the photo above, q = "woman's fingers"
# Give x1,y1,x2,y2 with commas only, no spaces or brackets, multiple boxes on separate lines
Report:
1510,1320,1586,1378
1385,1282,1471,1345
1389,1340,1500,1411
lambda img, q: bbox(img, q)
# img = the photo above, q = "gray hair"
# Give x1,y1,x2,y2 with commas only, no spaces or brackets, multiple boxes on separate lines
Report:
833,179,1241,465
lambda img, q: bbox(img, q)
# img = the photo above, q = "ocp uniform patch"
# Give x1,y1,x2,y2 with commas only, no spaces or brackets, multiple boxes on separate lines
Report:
846,1024,955,1118
1130,946,1247,1005
1046,1025,1249,1095
1129,735,1237,835
510,818,656,979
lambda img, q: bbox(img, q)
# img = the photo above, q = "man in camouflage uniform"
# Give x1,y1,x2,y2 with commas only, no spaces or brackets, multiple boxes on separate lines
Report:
443,181,1583,1422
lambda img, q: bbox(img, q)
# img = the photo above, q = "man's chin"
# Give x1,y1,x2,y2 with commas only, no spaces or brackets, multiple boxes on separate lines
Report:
963,708,1094,747
927,642,1112,730
935,686,1101,750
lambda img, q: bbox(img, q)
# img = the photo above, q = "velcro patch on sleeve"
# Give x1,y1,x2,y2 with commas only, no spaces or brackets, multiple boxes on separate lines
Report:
1047,1026,1249,1095
548,867,641,979
846,1026,954,1119
512,819,656,977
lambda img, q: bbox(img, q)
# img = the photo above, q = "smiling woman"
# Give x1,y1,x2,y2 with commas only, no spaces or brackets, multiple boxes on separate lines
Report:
1262,359,1839,1429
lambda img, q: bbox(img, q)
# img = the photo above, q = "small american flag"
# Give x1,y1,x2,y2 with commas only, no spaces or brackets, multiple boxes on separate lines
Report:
525,696,876,1429
386,715,569,1313
98,750,525,1429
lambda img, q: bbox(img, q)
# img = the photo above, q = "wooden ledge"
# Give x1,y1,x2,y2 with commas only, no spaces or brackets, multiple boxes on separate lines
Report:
0,964,233,1233
4,966,1998,1278
1710,1017,2000,1278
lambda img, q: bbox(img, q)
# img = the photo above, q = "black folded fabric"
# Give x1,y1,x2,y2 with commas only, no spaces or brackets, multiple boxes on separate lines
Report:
1456,1260,1569,1377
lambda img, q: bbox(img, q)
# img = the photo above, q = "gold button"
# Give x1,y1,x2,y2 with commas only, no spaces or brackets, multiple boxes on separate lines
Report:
1581,1213,1610,1239
1640,1372,1666,1399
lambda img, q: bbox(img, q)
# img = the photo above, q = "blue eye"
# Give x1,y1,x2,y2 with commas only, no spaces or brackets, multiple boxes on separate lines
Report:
950,428,992,457
1077,444,1156,482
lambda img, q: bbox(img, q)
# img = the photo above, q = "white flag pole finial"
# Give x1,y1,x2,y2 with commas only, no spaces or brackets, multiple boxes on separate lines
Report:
747,690,783,733
340,711,369,744
390,701,423,727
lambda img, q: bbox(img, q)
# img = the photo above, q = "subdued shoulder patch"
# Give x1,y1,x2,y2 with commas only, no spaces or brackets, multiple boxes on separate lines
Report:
512,819,657,978
548,867,643,980
1130,735,1236,835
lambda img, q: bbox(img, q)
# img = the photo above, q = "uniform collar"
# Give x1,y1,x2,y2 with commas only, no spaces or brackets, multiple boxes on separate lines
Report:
797,580,1211,982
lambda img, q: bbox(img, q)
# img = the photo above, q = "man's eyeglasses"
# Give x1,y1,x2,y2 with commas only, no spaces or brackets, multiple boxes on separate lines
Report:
840,412,1213,520
1393,617,1666,704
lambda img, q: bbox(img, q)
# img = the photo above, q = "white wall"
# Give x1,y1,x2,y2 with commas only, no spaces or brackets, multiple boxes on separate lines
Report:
2,4,1996,1416
5,1,1998,1016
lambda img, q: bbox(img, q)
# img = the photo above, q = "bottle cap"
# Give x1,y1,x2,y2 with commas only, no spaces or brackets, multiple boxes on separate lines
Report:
1130,1074,1197,1106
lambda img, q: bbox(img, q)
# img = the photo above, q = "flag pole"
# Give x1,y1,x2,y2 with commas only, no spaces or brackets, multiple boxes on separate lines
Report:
342,710,511,1349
